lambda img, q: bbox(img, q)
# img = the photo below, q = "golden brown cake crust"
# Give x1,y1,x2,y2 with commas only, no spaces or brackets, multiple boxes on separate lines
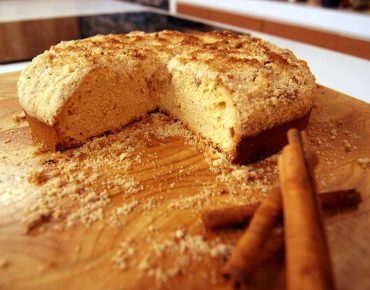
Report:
18,30,316,163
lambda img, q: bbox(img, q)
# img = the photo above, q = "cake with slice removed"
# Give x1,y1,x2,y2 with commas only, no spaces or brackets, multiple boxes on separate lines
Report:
17,30,315,163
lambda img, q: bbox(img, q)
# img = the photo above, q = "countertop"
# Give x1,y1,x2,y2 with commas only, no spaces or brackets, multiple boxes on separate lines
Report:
0,0,369,103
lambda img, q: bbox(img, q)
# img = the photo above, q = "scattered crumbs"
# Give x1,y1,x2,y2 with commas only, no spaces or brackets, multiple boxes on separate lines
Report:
329,128,337,139
112,240,135,270
0,258,10,269
343,139,356,152
174,228,186,239
12,112,26,123
10,113,276,234
357,158,370,169
65,189,110,228
28,170,49,185
142,197,161,211
144,232,233,285
168,186,222,210
148,225,155,232
116,200,139,215
88,136,109,151
119,152,128,161
209,243,231,258
154,120,194,141
138,256,151,271
108,200,139,226
110,228,233,285
122,177,144,195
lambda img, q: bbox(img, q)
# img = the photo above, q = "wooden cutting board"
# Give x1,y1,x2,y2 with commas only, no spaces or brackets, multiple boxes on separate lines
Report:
0,71,369,290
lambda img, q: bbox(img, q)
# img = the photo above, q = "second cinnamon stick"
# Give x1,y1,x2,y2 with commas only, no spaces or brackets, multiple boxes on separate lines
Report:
203,188,361,230
223,186,282,283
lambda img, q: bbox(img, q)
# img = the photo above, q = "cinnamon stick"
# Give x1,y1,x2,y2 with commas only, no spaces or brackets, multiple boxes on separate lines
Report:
202,188,360,230
223,186,282,283
279,129,335,290
320,188,361,210
202,203,259,230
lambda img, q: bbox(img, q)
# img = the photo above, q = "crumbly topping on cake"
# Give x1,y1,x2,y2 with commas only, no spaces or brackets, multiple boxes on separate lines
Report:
18,30,315,138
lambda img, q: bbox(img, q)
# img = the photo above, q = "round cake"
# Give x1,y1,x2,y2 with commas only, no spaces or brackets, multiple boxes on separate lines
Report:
17,30,315,163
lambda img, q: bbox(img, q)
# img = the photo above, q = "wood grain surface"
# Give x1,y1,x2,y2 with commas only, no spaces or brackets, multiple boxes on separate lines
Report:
0,71,369,290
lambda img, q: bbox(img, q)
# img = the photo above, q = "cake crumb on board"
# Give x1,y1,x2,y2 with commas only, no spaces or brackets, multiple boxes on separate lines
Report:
110,228,234,285
357,158,370,169
12,112,26,123
112,240,136,271
0,258,10,269
18,113,277,233
0,112,280,288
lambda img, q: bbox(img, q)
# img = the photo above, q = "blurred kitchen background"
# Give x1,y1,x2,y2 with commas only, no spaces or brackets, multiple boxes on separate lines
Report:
1,0,369,63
